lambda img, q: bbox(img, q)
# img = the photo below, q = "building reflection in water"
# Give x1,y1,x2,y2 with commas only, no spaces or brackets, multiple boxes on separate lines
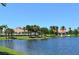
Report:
12,40,28,54
0,40,14,49
25,40,42,54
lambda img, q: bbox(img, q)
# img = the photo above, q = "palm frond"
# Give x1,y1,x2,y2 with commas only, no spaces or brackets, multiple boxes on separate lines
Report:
1,3,6,7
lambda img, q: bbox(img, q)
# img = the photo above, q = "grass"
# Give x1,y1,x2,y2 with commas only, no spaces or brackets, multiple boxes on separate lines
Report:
0,37,13,40
0,35,51,40
0,46,28,55
15,36,49,40
0,37,8,40
0,34,79,40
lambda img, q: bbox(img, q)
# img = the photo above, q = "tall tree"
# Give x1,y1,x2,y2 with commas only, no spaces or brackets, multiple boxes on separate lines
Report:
50,26,59,35
61,26,66,30
77,27,79,34
5,28,14,39
0,26,3,36
40,27,49,36
73,29,78,36
23,27,26,35
50,26,56,34
55,26,59,35
26,25,32,36
32,25,40,36
68,27,73,35
0,25,8,36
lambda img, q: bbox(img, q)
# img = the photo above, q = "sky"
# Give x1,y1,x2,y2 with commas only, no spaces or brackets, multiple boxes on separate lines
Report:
0,3,79,29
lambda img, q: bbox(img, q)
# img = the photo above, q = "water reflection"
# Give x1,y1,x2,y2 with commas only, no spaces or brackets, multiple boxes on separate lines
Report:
4,40,14,49
12,40,28,53
0,37,79,54
0,40,14,49
26,40,38,54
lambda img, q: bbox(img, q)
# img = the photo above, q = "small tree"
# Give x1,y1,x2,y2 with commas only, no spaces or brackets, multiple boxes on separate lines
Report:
40,27,49,36
73,29,78,36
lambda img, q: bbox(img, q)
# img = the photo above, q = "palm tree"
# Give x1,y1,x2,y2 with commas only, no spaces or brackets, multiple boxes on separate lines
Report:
40,27,49,36
1,3,6,7
52,26,56,32
60,26,66,36
2,25,8,38
60,26,66,33
61,26,66,30
55,26,59,35
73,29,78,36
77,27,79,34
50,26,55,34
68,27,73,35
23,27,26,35
0,25,7,36
0,26,3,37
1,25,8,32
26,25,32,36
32,25,40,36
50,26,59,35
5,28,14,39
10,29,14,38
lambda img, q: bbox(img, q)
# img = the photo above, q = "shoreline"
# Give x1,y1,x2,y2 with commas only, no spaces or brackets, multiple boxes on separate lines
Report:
0,36,50,40
0,46,27,55
0,34,79,40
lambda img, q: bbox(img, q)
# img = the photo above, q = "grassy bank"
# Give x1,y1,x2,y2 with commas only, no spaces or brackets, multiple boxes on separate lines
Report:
0,37,49,40
0,36,49,40
0,34,79,40
0,34,53,40
0,46,28,55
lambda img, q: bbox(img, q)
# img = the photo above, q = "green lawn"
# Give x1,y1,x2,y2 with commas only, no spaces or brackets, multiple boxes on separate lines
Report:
15,36,49,40
0,37,13,40
0,37,8,40
0,34,79,40
0,35,51,40
0,46,28,55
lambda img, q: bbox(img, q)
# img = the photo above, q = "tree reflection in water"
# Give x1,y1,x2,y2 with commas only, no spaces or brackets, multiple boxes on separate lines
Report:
0,40,14,49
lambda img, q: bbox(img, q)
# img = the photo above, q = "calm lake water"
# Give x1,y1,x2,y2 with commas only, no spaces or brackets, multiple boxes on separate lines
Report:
0,37,79,55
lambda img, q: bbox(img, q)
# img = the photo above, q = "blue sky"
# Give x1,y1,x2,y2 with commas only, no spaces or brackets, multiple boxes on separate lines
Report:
0,3,79,29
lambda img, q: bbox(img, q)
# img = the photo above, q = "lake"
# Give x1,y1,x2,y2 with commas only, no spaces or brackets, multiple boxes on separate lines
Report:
0,37,79,55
